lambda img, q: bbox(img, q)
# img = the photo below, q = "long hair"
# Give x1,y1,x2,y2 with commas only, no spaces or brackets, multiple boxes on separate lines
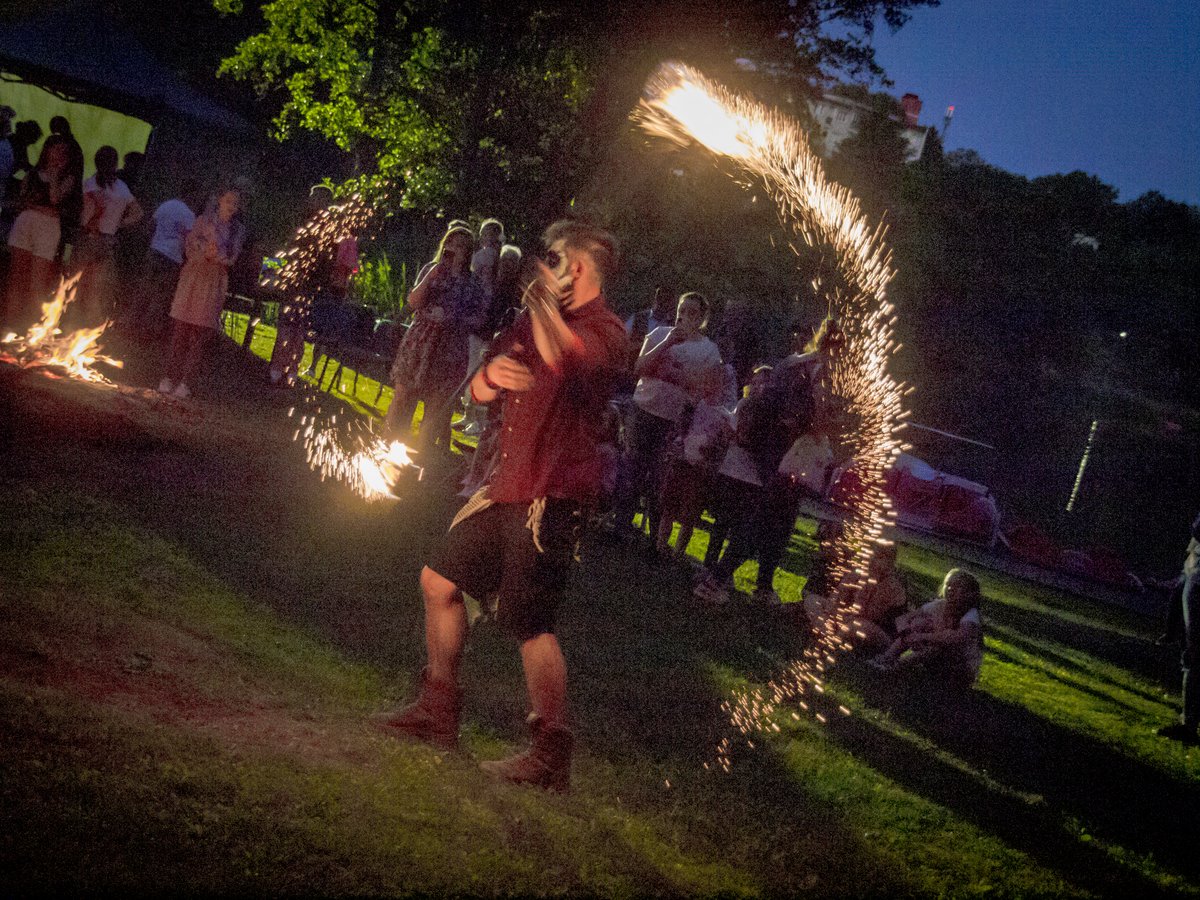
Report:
435,225,473,276
93,145,119,190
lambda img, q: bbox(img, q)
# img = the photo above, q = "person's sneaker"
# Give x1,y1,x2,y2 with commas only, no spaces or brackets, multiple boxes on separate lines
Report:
156,377,174,394
172,382,191,400
1156,722,1199,743
753,587,783,608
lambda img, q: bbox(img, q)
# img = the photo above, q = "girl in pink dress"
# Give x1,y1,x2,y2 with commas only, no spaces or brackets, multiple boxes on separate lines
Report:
158,188,243,400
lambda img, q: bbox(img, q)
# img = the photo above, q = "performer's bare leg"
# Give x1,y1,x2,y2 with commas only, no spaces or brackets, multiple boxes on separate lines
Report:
519,632,566,730
420,566,467,685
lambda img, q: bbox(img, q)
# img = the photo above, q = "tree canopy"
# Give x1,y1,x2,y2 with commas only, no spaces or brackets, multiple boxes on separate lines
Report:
212,0,937,225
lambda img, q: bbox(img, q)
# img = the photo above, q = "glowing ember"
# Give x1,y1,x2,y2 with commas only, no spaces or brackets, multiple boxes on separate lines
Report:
637,62,908,770
0,275,123,384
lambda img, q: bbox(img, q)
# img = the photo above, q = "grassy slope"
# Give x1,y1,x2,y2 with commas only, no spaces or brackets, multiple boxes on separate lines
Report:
2,338,1199,897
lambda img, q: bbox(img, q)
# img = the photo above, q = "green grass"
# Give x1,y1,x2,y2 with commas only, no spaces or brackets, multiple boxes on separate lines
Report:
2,359,1199,896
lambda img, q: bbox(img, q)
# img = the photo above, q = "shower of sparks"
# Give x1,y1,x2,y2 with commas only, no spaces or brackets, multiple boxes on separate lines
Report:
636,62,908,771
0,275,123,385
291,400,415,501
269,192,418,500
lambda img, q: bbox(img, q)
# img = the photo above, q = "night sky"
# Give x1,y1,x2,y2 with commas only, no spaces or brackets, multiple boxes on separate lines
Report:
867,0,1200,205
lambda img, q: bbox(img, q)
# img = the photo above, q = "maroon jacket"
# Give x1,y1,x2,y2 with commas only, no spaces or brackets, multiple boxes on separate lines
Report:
484,294,626,503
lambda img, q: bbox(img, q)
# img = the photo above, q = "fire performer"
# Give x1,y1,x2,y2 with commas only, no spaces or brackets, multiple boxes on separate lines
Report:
377,220,626,791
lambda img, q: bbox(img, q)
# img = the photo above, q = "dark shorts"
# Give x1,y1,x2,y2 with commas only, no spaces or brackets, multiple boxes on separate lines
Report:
428,498,583,641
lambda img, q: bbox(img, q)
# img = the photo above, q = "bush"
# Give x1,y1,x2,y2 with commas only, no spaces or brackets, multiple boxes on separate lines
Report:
352,253,409,321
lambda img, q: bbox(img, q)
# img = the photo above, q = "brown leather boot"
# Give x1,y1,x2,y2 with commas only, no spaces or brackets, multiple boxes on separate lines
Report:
374,668,461,750
480,714,573,792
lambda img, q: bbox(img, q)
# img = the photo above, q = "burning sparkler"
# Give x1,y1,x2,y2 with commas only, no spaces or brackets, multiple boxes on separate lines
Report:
0,275,123,385
267,191,419,500
291,401,416,501
636,62,909,770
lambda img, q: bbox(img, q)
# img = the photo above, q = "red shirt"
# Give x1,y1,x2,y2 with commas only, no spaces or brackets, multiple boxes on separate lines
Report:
485,294,627,503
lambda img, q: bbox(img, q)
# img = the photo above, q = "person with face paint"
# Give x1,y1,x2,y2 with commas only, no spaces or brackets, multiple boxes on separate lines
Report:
376,220,626,792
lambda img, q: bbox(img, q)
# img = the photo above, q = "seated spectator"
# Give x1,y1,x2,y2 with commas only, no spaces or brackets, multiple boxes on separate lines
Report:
656,367,731,559
841,544,908,653
869,568,984,687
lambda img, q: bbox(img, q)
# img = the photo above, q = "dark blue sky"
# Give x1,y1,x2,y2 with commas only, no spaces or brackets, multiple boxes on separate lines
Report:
866,0,1200,205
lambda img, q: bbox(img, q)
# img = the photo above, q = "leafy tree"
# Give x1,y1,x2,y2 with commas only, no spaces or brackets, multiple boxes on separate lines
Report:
212,0,938,225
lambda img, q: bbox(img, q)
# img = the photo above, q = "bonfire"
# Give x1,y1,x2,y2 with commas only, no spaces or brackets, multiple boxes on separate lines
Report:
0,275,123,385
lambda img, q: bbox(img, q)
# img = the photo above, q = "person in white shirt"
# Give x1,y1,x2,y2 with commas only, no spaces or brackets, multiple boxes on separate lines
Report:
72,145,142,326
122,180,200,336
870,568,985,687
616,291,722,542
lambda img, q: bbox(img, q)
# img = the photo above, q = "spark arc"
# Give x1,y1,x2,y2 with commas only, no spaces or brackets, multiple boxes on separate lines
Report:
636,62,908,769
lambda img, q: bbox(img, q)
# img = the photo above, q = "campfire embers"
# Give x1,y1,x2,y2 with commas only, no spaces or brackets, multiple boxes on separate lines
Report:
1,276,123,385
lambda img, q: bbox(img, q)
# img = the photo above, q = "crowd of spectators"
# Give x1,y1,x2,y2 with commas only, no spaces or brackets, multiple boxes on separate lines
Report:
1,106,987,691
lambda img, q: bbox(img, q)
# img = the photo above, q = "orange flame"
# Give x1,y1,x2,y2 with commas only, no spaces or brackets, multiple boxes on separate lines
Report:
0,275,123,384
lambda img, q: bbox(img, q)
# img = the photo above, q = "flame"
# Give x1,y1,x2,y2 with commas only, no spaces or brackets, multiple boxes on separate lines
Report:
0,275,123,384
637,62,909,771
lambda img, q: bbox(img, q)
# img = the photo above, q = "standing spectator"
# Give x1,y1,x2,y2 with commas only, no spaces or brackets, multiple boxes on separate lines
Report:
616,292,722,543
626,284,677,371
6,120,42,180
117,151,144,193
386,225,485,454
869,568,984,688
72,146,143,327
741,317,845,604
655,367,731,559
1158,511,1200,743
3,135,75,330
459,219,506,435
1,120,44,243
123,179,200,337
0,106,15,208
693,365,776,604
48,116,84,257
158,187,244,400
470,218,504,299
267,187,333,388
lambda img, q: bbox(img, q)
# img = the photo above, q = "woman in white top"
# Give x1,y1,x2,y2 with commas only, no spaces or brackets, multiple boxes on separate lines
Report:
870,568,985,687
73,145,142,326
616,291,722,540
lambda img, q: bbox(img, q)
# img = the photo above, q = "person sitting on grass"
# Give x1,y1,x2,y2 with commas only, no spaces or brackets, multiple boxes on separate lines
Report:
869,568,984,688
844,543,909,654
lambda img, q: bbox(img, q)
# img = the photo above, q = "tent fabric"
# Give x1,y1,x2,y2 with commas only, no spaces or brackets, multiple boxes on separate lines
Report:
0,3,245,129
831,454,1001,547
